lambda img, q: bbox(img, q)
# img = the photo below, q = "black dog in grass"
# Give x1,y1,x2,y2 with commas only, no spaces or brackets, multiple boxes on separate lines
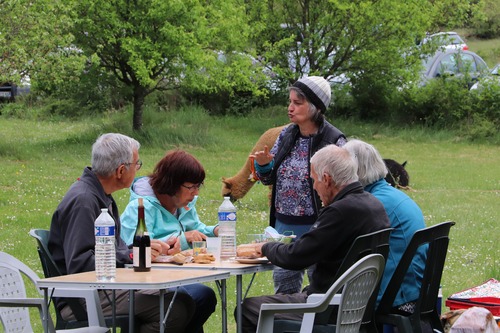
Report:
383,159,409,188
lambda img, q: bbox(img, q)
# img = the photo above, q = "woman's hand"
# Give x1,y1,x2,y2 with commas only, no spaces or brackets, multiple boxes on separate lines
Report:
249,145,274,166
150,239,169,260
185,230,206,243
166,237,181,255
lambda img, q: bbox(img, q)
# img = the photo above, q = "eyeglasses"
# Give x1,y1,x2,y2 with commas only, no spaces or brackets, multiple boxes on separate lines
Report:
124,160,142,170
181,183,204,192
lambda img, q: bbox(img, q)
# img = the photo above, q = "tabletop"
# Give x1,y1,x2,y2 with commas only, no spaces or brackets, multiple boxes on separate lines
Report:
151,259,274,275
37,268,230,290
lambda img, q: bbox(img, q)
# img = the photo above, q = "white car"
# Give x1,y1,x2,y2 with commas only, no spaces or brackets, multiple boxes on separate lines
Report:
420,32,469,51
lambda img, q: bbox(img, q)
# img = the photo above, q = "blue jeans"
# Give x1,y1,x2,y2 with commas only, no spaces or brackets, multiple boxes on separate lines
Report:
273,220,314,294
178,283,217,333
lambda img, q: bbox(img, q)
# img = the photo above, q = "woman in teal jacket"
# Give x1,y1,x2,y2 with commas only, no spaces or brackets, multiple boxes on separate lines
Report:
120,149,218,333
344,139,427,314
121,155,218,251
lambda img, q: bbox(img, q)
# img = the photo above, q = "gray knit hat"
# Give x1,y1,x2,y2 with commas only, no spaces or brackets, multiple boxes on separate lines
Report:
292,76,331,113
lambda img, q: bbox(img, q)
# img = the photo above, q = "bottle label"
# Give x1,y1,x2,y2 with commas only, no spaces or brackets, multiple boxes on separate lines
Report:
133,247,151,268
95,226,115,237
218,212,237,222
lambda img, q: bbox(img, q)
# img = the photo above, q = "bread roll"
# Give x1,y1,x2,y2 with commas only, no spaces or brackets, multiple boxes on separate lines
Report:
237,244,258,258
194,253,215,264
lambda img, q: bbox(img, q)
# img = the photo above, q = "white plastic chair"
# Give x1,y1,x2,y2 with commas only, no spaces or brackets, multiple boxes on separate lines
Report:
0,251,109,333
256,253,385,333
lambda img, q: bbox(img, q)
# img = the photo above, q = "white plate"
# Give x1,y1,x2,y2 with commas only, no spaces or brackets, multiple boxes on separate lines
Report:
234,257,269,264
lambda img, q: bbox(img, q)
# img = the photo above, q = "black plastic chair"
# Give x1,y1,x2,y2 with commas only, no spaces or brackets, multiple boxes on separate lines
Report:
273,227,393,333
375,221,455,333
29,228,131,331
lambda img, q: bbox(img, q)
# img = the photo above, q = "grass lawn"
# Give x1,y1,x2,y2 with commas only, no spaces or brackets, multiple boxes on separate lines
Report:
0,108,499,332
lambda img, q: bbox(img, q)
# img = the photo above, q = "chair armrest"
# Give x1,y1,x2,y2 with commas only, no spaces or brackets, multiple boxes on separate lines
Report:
0,298,45,308
257,302,327,333
51,288,105,327
307,293,342,305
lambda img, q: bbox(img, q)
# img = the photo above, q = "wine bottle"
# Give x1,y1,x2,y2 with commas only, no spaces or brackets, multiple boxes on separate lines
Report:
133,198,151,272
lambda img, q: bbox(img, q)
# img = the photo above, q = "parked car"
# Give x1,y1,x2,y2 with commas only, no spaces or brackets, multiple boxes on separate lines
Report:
0,83,17,101
470,64,500,90
420,49,488,88
420,32,469,51
0,76,31,101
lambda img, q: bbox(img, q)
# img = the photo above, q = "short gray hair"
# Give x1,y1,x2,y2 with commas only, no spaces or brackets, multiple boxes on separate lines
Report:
91,133,140,177
310,144,358,187
343,139,387,187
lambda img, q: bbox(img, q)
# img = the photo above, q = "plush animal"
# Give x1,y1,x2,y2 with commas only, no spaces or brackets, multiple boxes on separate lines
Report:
221,125,411,201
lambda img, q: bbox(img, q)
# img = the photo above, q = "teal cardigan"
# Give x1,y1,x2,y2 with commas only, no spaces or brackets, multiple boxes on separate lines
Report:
120,177,217,250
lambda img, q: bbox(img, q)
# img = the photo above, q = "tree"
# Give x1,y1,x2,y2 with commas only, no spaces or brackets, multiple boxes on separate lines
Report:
246,0,435,92
70,0,256,131
0,0,74,85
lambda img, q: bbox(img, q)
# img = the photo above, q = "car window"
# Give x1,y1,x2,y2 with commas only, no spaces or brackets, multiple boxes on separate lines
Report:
436,54,458,76
459,54,477,72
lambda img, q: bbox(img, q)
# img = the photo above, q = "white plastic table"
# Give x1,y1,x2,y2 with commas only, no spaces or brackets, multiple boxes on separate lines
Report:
38,268,230,333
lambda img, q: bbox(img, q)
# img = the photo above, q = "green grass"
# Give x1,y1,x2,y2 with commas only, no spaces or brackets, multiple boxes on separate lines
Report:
1,108,499,332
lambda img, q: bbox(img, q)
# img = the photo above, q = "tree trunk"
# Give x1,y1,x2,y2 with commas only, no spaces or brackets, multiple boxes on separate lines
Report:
132,85,147,131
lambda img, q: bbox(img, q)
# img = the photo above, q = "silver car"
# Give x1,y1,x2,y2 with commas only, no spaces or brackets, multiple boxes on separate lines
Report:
420,32,469,51
421,49,488,87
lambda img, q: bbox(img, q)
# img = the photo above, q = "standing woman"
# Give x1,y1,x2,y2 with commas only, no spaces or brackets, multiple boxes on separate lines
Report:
120,149,218,333
251,76,347,294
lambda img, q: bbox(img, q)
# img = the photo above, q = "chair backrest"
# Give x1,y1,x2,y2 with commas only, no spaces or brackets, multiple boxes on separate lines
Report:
257,254,385,333
315,227,393,326
335,254,386,332
376,221,455,332
29,228,62,279
0,251,54,332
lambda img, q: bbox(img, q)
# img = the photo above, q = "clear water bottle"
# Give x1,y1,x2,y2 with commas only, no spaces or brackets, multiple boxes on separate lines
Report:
94,208,116,281
218,196,237,260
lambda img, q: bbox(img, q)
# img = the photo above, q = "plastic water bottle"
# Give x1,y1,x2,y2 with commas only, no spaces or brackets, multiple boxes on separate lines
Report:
218,196,237,260
94,208,116,281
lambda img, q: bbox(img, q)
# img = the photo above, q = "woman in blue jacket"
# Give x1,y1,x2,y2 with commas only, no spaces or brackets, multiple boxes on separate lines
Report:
344,139,427,314
121,149,218,333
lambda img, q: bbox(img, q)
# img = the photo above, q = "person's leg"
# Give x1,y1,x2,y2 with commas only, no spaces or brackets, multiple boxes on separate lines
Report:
273,266,304,294
273,221,313,294
110,289,195,333
178,284,217,333
238,292,308,333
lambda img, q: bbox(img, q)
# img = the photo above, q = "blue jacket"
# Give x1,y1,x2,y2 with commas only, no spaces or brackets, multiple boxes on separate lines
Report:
365,179,427,307
120,177,217,250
